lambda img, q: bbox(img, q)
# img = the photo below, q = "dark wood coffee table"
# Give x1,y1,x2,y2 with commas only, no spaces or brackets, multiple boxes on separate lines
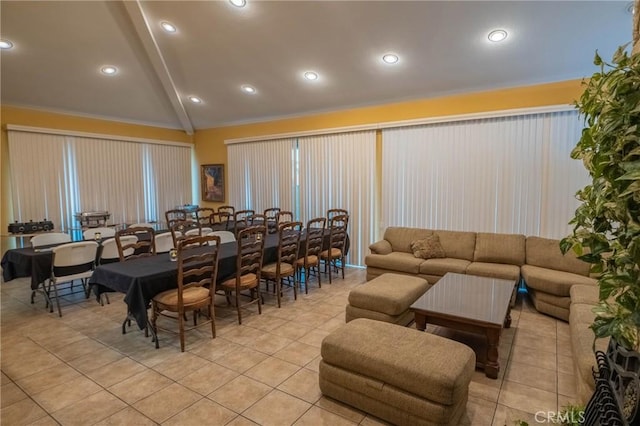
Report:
410,273,517,379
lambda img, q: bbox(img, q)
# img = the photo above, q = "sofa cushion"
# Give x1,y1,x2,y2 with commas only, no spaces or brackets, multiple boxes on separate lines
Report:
434,230,476,261
522,264,597,297
321,318,476,406
529,289,571,309
383,227,434,253
348,274,429,316
465,262,521,281
411,235,446,260
570,284,600,305
526,236,591,276
473,232,525,265
419,258,471,276
365,252,424,274
570,303,610,400
369,239,392,255
530,293,570,322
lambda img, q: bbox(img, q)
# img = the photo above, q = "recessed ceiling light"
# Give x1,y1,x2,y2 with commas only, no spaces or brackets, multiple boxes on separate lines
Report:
230,0,246,7
188,96,202,104
161,21,177,33
0,40,14,49
100,66,118,75
627,2,635,14
304,71,319,81
241,85,256,94
382,53,399,64
488,29,508,42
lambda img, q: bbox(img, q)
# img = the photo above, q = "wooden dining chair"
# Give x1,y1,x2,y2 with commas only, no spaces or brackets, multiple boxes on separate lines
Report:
262,221,302,307
211,211,232,231
233,209,255,236
263,207,281,233
217,205,235,218
115,226,156,261
165,209,187,227
327,208,349,221
296,217,326,293
320,214,349,283
151,234,220,351
218,225,266,325
169,219,198,248
276,211,294,226
195,207,215,226
248,213,266,227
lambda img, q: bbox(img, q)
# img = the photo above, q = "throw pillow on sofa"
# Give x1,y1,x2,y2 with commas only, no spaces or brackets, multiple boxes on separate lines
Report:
411,235,446,259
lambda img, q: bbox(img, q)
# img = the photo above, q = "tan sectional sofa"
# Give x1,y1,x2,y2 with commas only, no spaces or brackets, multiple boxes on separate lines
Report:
522,236,597,321
366,227,596,320
366,226,603,405
366,227,525,284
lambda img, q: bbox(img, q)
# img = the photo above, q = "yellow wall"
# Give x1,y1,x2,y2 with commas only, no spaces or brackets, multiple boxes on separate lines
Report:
193,79,585,208
2,79,585,227
1,106,193,229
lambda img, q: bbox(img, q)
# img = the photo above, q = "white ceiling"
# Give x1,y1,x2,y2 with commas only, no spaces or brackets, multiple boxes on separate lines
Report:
0,1,634,133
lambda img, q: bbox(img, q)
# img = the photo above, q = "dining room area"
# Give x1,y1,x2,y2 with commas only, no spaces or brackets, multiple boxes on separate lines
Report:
0,206,364,425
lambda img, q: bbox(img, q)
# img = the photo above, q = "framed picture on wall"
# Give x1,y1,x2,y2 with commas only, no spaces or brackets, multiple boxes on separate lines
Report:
201,164,225,202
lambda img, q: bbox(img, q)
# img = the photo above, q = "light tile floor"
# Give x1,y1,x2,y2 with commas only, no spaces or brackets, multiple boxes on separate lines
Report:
1,268,580,425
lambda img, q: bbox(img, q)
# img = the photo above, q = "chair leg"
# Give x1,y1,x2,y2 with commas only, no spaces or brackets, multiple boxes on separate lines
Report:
292,274,297,301
256,286,262,315
276,276,281,308
52,283,62,317
178,309,186,352
82,278,90,299
150,303,160,348
209,304,216,339
235,291,242,325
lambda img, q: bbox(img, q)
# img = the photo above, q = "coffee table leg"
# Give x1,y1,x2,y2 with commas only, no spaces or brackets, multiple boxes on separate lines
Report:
414,314,427,332
485,328,500,379
504,308,512,329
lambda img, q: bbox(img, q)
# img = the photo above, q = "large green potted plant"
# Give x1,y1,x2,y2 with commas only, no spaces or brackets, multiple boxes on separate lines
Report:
560,5,640,422
561,7,640,350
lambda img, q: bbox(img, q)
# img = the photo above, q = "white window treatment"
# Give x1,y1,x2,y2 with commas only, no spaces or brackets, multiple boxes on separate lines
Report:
298,130,377,266
8,129,192,231
227,138,296,213
7,131,77,232
381,110,588,239
227,131,376,266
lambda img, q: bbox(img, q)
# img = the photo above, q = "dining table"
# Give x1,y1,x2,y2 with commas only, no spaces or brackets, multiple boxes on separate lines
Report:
89,234,280,330
2,228,349,331
88,230,349,331
1,244,89,290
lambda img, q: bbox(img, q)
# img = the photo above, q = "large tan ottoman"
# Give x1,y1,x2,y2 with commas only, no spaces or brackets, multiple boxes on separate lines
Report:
346,273,429,325
320,318,475,426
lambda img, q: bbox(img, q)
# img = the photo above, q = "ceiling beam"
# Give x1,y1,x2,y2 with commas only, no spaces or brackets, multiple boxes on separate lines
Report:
122,1,194,135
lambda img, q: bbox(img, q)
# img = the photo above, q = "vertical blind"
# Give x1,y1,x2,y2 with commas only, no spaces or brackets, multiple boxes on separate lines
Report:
381,110,588,238
227,138,296,213
227,130,376,266
7,129,192,231
298,131,377,266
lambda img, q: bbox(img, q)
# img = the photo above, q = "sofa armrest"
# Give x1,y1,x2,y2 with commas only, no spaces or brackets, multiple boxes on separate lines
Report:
369,240,392,255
